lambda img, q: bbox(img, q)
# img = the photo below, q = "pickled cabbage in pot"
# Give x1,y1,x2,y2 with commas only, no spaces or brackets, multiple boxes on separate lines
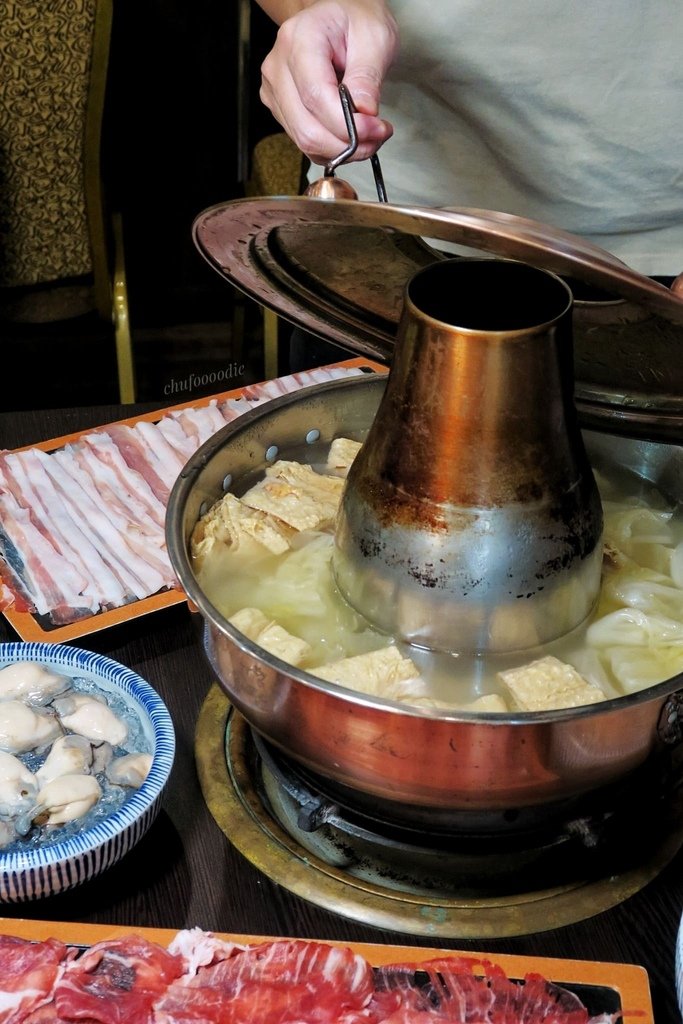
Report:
192,442,683,713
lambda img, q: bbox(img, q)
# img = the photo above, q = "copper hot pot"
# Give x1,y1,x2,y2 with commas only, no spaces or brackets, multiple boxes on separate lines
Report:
166,196,683,815
167,376,683,813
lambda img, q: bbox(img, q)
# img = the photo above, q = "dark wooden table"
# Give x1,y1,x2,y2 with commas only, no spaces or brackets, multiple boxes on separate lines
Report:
0,404,681,1021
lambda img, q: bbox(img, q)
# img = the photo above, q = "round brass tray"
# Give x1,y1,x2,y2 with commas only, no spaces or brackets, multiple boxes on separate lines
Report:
193,196,683,439
196,684,683,941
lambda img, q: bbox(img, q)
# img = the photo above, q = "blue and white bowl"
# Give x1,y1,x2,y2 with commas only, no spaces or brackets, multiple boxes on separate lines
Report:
0,642,175,902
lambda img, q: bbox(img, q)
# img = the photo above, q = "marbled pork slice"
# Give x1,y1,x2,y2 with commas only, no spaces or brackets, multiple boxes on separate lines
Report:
73,439,166,533
372,957,607,1023
153,939,375,1024
53,935,185,1024
0,934,70,1023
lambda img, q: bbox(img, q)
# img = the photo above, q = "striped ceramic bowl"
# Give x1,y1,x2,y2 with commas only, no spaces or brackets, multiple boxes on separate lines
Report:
0,642,175,902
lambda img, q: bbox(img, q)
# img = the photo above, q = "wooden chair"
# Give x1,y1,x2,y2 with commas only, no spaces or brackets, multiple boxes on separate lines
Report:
0,0,135,402
87,0,135,402
236,0,313,378
245,132,309,379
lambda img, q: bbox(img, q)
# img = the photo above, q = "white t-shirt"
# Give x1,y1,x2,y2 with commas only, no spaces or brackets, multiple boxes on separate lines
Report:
337,0,683,276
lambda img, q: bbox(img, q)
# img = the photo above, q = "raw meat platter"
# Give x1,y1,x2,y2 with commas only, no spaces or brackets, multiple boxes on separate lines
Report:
0,360,383,644
0,918,654,1022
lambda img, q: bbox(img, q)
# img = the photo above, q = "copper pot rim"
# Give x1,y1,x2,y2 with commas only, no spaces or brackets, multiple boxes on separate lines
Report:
404,257,574,336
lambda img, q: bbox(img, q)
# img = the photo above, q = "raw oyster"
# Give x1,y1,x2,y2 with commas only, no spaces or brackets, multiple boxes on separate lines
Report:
36,735,113,786
52,694,127,746
30,774,102,827
0,701,62,754
0,662,72,705
105,752,153,788
0,750,37,816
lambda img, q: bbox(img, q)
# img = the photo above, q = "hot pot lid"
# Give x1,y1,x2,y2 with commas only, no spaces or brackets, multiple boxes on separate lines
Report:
193,195,683,441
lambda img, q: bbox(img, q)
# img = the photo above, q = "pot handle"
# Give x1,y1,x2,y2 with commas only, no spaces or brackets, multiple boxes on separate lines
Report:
304,84,388,203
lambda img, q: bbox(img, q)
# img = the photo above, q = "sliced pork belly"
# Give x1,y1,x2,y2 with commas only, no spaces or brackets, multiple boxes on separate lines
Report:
36,448,168,601
241,378,292,401
14,450,140,607
51,449,173,594
0,454,95,595
0,487,94,621
83,432,168,526
202,400,234,434
69,442,165,541
241,367,365,402
302,367,364,384
134,421,187,482
0,577,25,614
0,366,372,628
155,417,198,462
218,398,253,423
167,410,202,448
168,404,228,448
106,425,172,505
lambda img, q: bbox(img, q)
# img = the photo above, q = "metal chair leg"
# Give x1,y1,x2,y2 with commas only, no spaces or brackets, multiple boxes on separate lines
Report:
112,212,136,403
263,307,280,381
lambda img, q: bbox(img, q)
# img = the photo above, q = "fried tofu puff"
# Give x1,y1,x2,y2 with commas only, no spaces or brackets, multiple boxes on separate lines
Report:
498,655,606,711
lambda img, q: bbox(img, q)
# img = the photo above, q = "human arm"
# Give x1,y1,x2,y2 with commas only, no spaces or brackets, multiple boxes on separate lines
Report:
255,0,400,164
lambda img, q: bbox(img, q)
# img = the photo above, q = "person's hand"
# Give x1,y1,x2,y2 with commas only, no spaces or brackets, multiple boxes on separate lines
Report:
260,0,399,165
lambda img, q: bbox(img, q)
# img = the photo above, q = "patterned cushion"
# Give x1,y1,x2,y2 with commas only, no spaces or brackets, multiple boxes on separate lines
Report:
0,0,96,287
246,132,308,198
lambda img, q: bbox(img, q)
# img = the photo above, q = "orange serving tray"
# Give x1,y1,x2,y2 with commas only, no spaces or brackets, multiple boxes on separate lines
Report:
1,359,387,645
0,917,653,1021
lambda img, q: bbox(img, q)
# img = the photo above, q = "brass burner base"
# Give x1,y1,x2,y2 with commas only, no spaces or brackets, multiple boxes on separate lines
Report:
195,684,683,940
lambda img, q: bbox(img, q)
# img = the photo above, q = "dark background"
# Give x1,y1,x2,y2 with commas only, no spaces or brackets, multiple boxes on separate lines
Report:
1,1,283,411
108,0,278,330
